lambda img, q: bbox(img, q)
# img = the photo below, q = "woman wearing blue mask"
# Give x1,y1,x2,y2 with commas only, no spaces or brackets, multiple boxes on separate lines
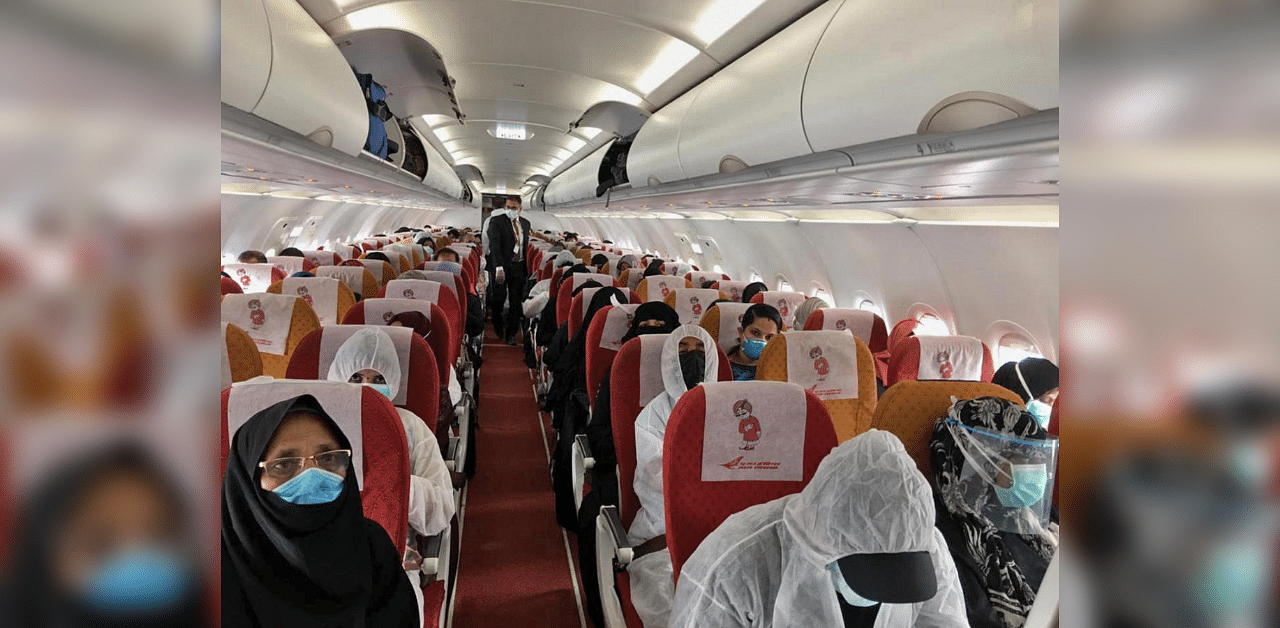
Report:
326,327,457,622
929,397,1059,628
991,358,1059,428
725,303,782,381
222,395,418,627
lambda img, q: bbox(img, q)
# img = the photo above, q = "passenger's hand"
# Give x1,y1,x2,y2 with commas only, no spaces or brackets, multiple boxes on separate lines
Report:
403,546,423,571
495,267,506,284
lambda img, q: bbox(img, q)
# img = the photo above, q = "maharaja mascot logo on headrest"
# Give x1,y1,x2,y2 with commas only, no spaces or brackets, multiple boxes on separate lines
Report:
237,268,251,287
295,286,313,306
247,299,265,329
403,288,415,299
834,318,847,331
733,399,762,451
810,346,829,381
660,282,671,298
383,311,395,324
936,350,953,379
689,296,702,317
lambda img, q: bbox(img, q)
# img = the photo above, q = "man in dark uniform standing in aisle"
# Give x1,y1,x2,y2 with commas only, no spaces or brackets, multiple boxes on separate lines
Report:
485,195,531,345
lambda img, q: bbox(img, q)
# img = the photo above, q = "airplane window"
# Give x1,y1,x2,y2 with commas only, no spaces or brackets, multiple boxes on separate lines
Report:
857,299,877,312
811,285,832,302
914,313,951,336
997,332,1042,364
749,270,763,283
712,265,724,274
265,248,277,257
776,276,792,291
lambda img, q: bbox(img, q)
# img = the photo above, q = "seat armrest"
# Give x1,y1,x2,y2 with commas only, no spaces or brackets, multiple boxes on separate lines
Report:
419,532,443,578
574,434,594,471
600,505,633,568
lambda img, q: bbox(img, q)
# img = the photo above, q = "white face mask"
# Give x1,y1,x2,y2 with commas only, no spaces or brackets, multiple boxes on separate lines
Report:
828,562,879,607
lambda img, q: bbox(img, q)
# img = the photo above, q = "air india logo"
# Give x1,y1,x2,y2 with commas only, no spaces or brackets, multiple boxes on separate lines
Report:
237,268,250,287
937,350,954,379
734,399,762,451
690,296,702,317
247,299,265,329
403,288,415,299
810,346,829,381
296,286,313,306
835,318,847,331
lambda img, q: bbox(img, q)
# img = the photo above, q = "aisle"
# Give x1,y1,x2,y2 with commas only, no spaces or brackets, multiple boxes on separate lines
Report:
450,328,587,628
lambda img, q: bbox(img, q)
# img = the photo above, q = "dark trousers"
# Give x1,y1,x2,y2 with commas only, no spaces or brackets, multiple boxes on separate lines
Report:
490,262,527,339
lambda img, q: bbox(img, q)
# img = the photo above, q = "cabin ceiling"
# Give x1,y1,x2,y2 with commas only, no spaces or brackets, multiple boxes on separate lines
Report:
297,0,827,194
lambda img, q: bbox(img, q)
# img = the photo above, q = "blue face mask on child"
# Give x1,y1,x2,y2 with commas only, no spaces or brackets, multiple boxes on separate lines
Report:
273,467,345,505
741,338,768,360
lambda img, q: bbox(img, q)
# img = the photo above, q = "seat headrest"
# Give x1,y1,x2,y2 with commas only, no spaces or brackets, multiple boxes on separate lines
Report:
706,302,753,350
595,304,641,352
225,379,367,485
751,291,808,329
914,336,987,381
280,277,343,326
362,297,435,327
221,293,300,355
698,381,809,482
301,250,337,266
572,272,614,289
640,276,687,302
668,289,725,325
384,279,442,303
221,264,280,294
316,266,370,297
715,280,752,303
779,330,862,401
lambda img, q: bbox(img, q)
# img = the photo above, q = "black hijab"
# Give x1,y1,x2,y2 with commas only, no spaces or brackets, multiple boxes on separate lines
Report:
620,302,680,344
992,358,1059,403
741,281,768,303
222,395,416,628
642,259,665,277
2,443,203,628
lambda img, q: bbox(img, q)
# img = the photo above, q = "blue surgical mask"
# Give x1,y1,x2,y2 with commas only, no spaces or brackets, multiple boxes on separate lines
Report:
367,383,393,400
741,337,767,360
993,463,1048,508
273,467,345,505
828,563,879,607
1026,399,1052,428
81,548,194,612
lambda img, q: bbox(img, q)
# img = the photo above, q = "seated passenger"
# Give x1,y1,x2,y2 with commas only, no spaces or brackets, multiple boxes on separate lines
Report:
642,259,665,277
325,329,457,620
930,397,1059,628
670,430,967,628
629,324,719,628
591,253,609,273
279,247,305,257
991,358,1059,428
223,395,418,627
740,281,768,303
365,251,392,264
4,443,203,627
725,304,782,381
792,296,830,330
237,250,268,264
617,254,638,275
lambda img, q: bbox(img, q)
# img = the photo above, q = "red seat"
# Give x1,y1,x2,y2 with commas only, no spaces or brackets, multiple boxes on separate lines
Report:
549,267,567,295
748,291,809,330
568,288,641,338
267,256,317,277
221,276,243,296
302,250,342,266
349,292,458,370
221,381,409,556
221,263,287,294
420,261,475,297
887,318,918,353
583,304,640,403
220,293,321,378
357,259,396,287
390,272,466,337
886,335,995,387
685,271,730,288
663,381,838,579
556,273,618,327
286,325,440,432
804,308,890,382
663,289,728,326
711,280,751,303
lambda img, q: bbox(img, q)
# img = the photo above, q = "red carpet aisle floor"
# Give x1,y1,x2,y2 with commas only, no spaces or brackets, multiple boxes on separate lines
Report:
451,328,586,627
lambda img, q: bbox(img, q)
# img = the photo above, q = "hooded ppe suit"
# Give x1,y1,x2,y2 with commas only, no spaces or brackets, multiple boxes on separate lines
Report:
628,324,720,627
669,430,967,628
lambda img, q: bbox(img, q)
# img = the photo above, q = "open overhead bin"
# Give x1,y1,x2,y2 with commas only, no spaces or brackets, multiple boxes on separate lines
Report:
541,143,612,206
221,0,368,156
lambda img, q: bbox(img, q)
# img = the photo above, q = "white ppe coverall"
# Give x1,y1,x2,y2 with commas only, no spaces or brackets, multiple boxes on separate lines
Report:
669,430,968,628
628,324,720,628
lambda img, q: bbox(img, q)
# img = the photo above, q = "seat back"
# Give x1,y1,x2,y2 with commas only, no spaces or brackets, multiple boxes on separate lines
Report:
756,331,877,442
611,335,733,528
549,267,567,294
404,271,468,326
221,380,410,555
698,302,753,353
267,256,317,277
286,325,439,432
266,277,355,327
583,304,641,402
345,296,455,372
804,309,888,353
663,381,837,579
221,263,286,294
870,380,1021,478
619,268,644,291
637,276,692,303
315,266,378,299
685,271,730,288
663,289,728,325
749,291,809,329
356,259,396,287
887,318,918,353
221,276,243,296
568,288,641,338
886,335,994,387
220,293,320,378
302,250,341,266
379,279,462,354
711,280,752,303
556,273,618,326
221,322,262,389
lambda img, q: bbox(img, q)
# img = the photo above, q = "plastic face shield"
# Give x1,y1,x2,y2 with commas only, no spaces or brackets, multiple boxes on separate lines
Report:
944,418,1059,535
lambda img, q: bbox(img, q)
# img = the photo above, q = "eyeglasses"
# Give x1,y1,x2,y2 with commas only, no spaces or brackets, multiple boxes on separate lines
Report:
258,450,352,480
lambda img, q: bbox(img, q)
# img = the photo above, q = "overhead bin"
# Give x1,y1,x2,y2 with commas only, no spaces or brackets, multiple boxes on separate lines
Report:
413,126,464,199
542,143,612,206
802,0,1057,151
221,0,368,156
624,83,703,187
